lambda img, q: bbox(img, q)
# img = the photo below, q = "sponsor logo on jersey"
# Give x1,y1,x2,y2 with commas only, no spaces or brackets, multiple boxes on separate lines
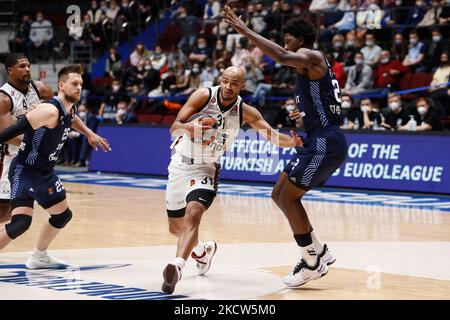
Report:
48,187,54,195
230,105,238,116
190,179,196,187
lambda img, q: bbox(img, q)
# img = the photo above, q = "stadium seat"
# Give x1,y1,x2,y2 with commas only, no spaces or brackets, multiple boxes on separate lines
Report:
160,115,177,126
137,114,163,124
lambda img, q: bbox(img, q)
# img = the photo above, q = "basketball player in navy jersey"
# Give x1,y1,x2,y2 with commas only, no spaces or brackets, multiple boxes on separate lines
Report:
0,64,110,269
223,7,348,287
0,53,54,223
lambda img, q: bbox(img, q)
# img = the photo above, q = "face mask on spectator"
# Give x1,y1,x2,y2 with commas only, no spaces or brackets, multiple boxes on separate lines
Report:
112,85,120,92
198,44,206,49
78,111,87,120
361,105,371,113
410,38,418,45
145,65,152,70
389,102,400,111
355,58,364,65
395,0,402,5
346,40,355,47
274,63,282,69
117,109,127,117
432,35,441,43
192,67,200,73
394,39,402,45
366,40,374,46
417,106,427,115
216,45,223,51
341,101,351,109
380,57,389,64
333,41,343,49
415,0,424,5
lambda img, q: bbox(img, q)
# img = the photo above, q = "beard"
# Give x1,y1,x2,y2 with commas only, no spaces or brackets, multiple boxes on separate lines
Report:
65,93,80,104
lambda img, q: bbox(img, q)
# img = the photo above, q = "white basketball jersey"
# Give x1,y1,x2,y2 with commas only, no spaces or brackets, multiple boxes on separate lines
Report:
173,86,243,164
0,81,41,155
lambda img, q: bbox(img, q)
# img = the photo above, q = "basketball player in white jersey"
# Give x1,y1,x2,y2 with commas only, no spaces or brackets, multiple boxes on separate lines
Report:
162,66,303,294
0,53,53,223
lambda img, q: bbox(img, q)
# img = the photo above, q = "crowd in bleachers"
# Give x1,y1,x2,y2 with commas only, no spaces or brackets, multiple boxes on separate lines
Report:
7,0,450,134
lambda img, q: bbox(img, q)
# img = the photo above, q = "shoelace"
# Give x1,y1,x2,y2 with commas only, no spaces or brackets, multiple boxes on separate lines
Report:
293,259,307,275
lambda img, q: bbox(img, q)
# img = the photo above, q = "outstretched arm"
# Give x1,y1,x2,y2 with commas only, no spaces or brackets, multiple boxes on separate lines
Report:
222,6,321,70
242,104,303,148
72,116,111,152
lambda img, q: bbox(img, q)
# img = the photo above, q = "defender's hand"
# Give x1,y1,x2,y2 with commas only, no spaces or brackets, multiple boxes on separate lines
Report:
222,6,248,35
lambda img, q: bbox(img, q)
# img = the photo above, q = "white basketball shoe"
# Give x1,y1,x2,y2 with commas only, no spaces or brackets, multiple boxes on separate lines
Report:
25,251,69,270
283,258,329,288
191,241,217,275
319,243,336,266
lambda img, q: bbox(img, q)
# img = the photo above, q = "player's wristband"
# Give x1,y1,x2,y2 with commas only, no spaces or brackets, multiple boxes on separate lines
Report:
0,116,33,143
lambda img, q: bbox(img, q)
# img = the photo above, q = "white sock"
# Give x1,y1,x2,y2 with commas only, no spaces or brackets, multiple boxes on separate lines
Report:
299,244,318,268
192,241,205,257
32,248,47,258
311,231,324,255
173,257,186,270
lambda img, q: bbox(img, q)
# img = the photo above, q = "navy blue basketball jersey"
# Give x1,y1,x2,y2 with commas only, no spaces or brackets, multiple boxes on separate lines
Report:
295,53,342,134
16,97,76,171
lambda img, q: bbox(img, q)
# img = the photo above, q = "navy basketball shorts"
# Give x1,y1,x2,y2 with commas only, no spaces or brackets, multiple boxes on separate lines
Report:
283,126,348,190
8,159,67,210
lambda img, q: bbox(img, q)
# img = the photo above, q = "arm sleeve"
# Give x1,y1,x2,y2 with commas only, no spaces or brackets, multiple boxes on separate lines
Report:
0,117,33,143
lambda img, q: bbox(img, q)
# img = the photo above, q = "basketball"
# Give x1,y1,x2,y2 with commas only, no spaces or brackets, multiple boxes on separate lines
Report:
188,113,218,129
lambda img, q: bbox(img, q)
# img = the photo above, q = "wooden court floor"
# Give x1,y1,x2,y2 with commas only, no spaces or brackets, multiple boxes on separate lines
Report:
1,182,449,300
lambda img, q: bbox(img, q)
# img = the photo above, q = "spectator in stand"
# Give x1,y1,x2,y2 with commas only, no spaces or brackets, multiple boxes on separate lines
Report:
200,60,219,87
402,29,427,72
329,0,357,35
331,34,346,62
403,0,427,26
343,31,361,70
356,0,384,35
130,43,150,66
340,93,364,130
189,37,212,67
273,98,300,128
390,33,408,62
248,42,264,67
143,59,161,93
241,56,264,96
231,37,250,69
361,33,382,67
425,28,449,71
429,52,450,115
174,5,198,53
27,12,53,62
169,61,191,94
376,50,409,90
182,63,202,95
106,47,122,78
250,1,267,34
344,52,374,95
203,0,221,21
87,0,103,24
382,93,410,130
80,63,94,105
309,0,335,13
80,14,104,55
114,100,137,125
399,97,443,131
150,45,167,71
439,0,450,24
8,15,31,54
122,59,146,92
263,1,282,34
212,39,230,65
418,0,443,27
252,64,296,107
99,79,129,122
361,98,385,129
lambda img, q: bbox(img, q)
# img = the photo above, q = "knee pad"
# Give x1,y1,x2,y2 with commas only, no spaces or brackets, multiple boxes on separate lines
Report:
49,208,72,229
5,214,32,239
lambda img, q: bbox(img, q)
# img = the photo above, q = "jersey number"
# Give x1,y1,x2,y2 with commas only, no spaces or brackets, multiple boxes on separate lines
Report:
201,176,213,185
331,79,342,103
216,114,223,127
